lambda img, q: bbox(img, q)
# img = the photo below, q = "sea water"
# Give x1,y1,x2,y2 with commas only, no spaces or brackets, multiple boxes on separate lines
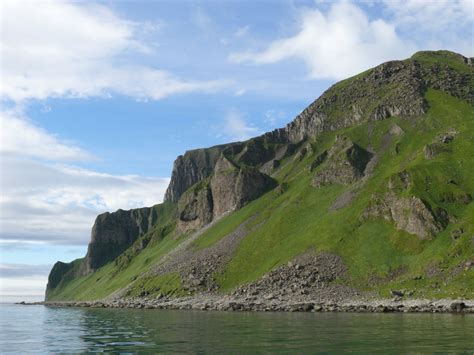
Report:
1,303,473,353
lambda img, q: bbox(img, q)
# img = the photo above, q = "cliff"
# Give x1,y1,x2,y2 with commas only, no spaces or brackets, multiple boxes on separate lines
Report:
46,51,474,302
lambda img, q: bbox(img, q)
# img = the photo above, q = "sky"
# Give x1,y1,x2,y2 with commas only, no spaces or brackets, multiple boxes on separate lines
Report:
0,0,472,302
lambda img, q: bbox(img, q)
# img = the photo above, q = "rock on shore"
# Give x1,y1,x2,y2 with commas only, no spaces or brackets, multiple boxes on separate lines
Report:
35,297,474,314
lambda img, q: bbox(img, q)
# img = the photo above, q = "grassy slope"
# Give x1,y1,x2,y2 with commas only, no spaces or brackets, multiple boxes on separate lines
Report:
195,89,474,298
47,202,182,301
49,54,474,301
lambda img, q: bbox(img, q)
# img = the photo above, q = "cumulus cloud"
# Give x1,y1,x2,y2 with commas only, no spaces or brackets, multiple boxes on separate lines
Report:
0,110,170,246
229,1,414,80
0,109,93,161
221,110,259,141
0,0,227,102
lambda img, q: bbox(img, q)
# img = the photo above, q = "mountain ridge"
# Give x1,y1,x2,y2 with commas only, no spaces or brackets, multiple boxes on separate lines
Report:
46,50,474,303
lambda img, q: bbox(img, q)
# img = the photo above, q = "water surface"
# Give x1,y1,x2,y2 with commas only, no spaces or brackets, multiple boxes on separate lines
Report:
1,303,473,353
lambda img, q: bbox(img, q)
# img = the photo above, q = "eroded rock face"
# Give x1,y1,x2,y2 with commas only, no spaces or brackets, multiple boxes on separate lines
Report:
285,60,427,143
364,192,448,239
82,207,158,273
283,52,472,143
177,156,277,231
164,146,231,203
211,157,277,217
312,136,372,187
364,172,449,239
177,184,214,233
47,261,75,290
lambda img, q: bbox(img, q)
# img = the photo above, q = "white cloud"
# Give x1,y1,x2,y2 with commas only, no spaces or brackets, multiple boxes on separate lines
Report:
383,0,474,55
229,1,415,80
0,157,170,245
0,111,170,245
384,0,473,30
0,0,227,102
0,109,93,161
221,110,259,141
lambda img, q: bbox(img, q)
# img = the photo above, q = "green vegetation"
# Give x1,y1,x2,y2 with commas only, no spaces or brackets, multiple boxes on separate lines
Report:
47,51,474,301
200,89,474,298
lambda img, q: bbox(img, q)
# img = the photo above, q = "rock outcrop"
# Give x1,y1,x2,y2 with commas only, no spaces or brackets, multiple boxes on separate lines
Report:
82,207,159,274
177,156,277,232
177,182,214,233
364,192,449,239
424,129,458,159
46,50,473,303
211,156,277,217
312,136,372,187
164,145,230,203
285,60,427,143
46,261,77,291
363,171,450,239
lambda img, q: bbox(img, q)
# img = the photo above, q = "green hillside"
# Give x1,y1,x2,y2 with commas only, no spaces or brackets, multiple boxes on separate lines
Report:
46,51,474,302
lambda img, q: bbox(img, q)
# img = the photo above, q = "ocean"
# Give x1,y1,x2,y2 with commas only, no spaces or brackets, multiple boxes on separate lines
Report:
1,303,473,353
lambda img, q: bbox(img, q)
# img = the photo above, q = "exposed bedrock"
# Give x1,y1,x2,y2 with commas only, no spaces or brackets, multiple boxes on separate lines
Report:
82,207,159,274
312,136,372,187
363,172,450,239
177,156,277,232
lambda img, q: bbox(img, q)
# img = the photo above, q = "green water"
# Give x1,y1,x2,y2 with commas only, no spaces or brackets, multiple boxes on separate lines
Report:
1,303,473,353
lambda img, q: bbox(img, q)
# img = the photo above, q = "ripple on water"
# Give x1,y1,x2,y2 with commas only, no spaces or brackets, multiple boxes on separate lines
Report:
1,304,474,353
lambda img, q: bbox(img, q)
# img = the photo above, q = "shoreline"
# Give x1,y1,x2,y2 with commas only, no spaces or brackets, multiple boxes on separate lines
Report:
17,296,474,314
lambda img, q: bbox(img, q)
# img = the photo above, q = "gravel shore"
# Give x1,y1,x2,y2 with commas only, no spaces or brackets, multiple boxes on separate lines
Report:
20,296,474,314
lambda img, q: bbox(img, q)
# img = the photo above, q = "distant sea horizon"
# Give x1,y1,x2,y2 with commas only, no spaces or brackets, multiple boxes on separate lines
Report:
0,294,44,303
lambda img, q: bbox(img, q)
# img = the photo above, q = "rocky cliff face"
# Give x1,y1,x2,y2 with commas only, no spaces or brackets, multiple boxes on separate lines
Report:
164,145,231,203
82,207,159,274
284,51,472,143
210,156,277,217
46,50,474,301
177,155,277,232
46,261,76,290
164,52,472,206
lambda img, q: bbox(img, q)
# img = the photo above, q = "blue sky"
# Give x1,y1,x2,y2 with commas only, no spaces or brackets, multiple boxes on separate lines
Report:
1,0,472,301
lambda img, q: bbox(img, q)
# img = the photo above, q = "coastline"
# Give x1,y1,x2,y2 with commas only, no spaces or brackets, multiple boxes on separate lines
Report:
19,296,474,314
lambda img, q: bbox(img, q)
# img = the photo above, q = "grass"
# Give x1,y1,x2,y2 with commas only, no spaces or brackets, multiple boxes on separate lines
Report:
48,54,474,301
207,89,474,295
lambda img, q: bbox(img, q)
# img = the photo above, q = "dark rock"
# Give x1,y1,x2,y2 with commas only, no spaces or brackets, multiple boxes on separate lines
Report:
82,207,158,273
450,302,466,312
391,290,404,297
164,146,230,203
